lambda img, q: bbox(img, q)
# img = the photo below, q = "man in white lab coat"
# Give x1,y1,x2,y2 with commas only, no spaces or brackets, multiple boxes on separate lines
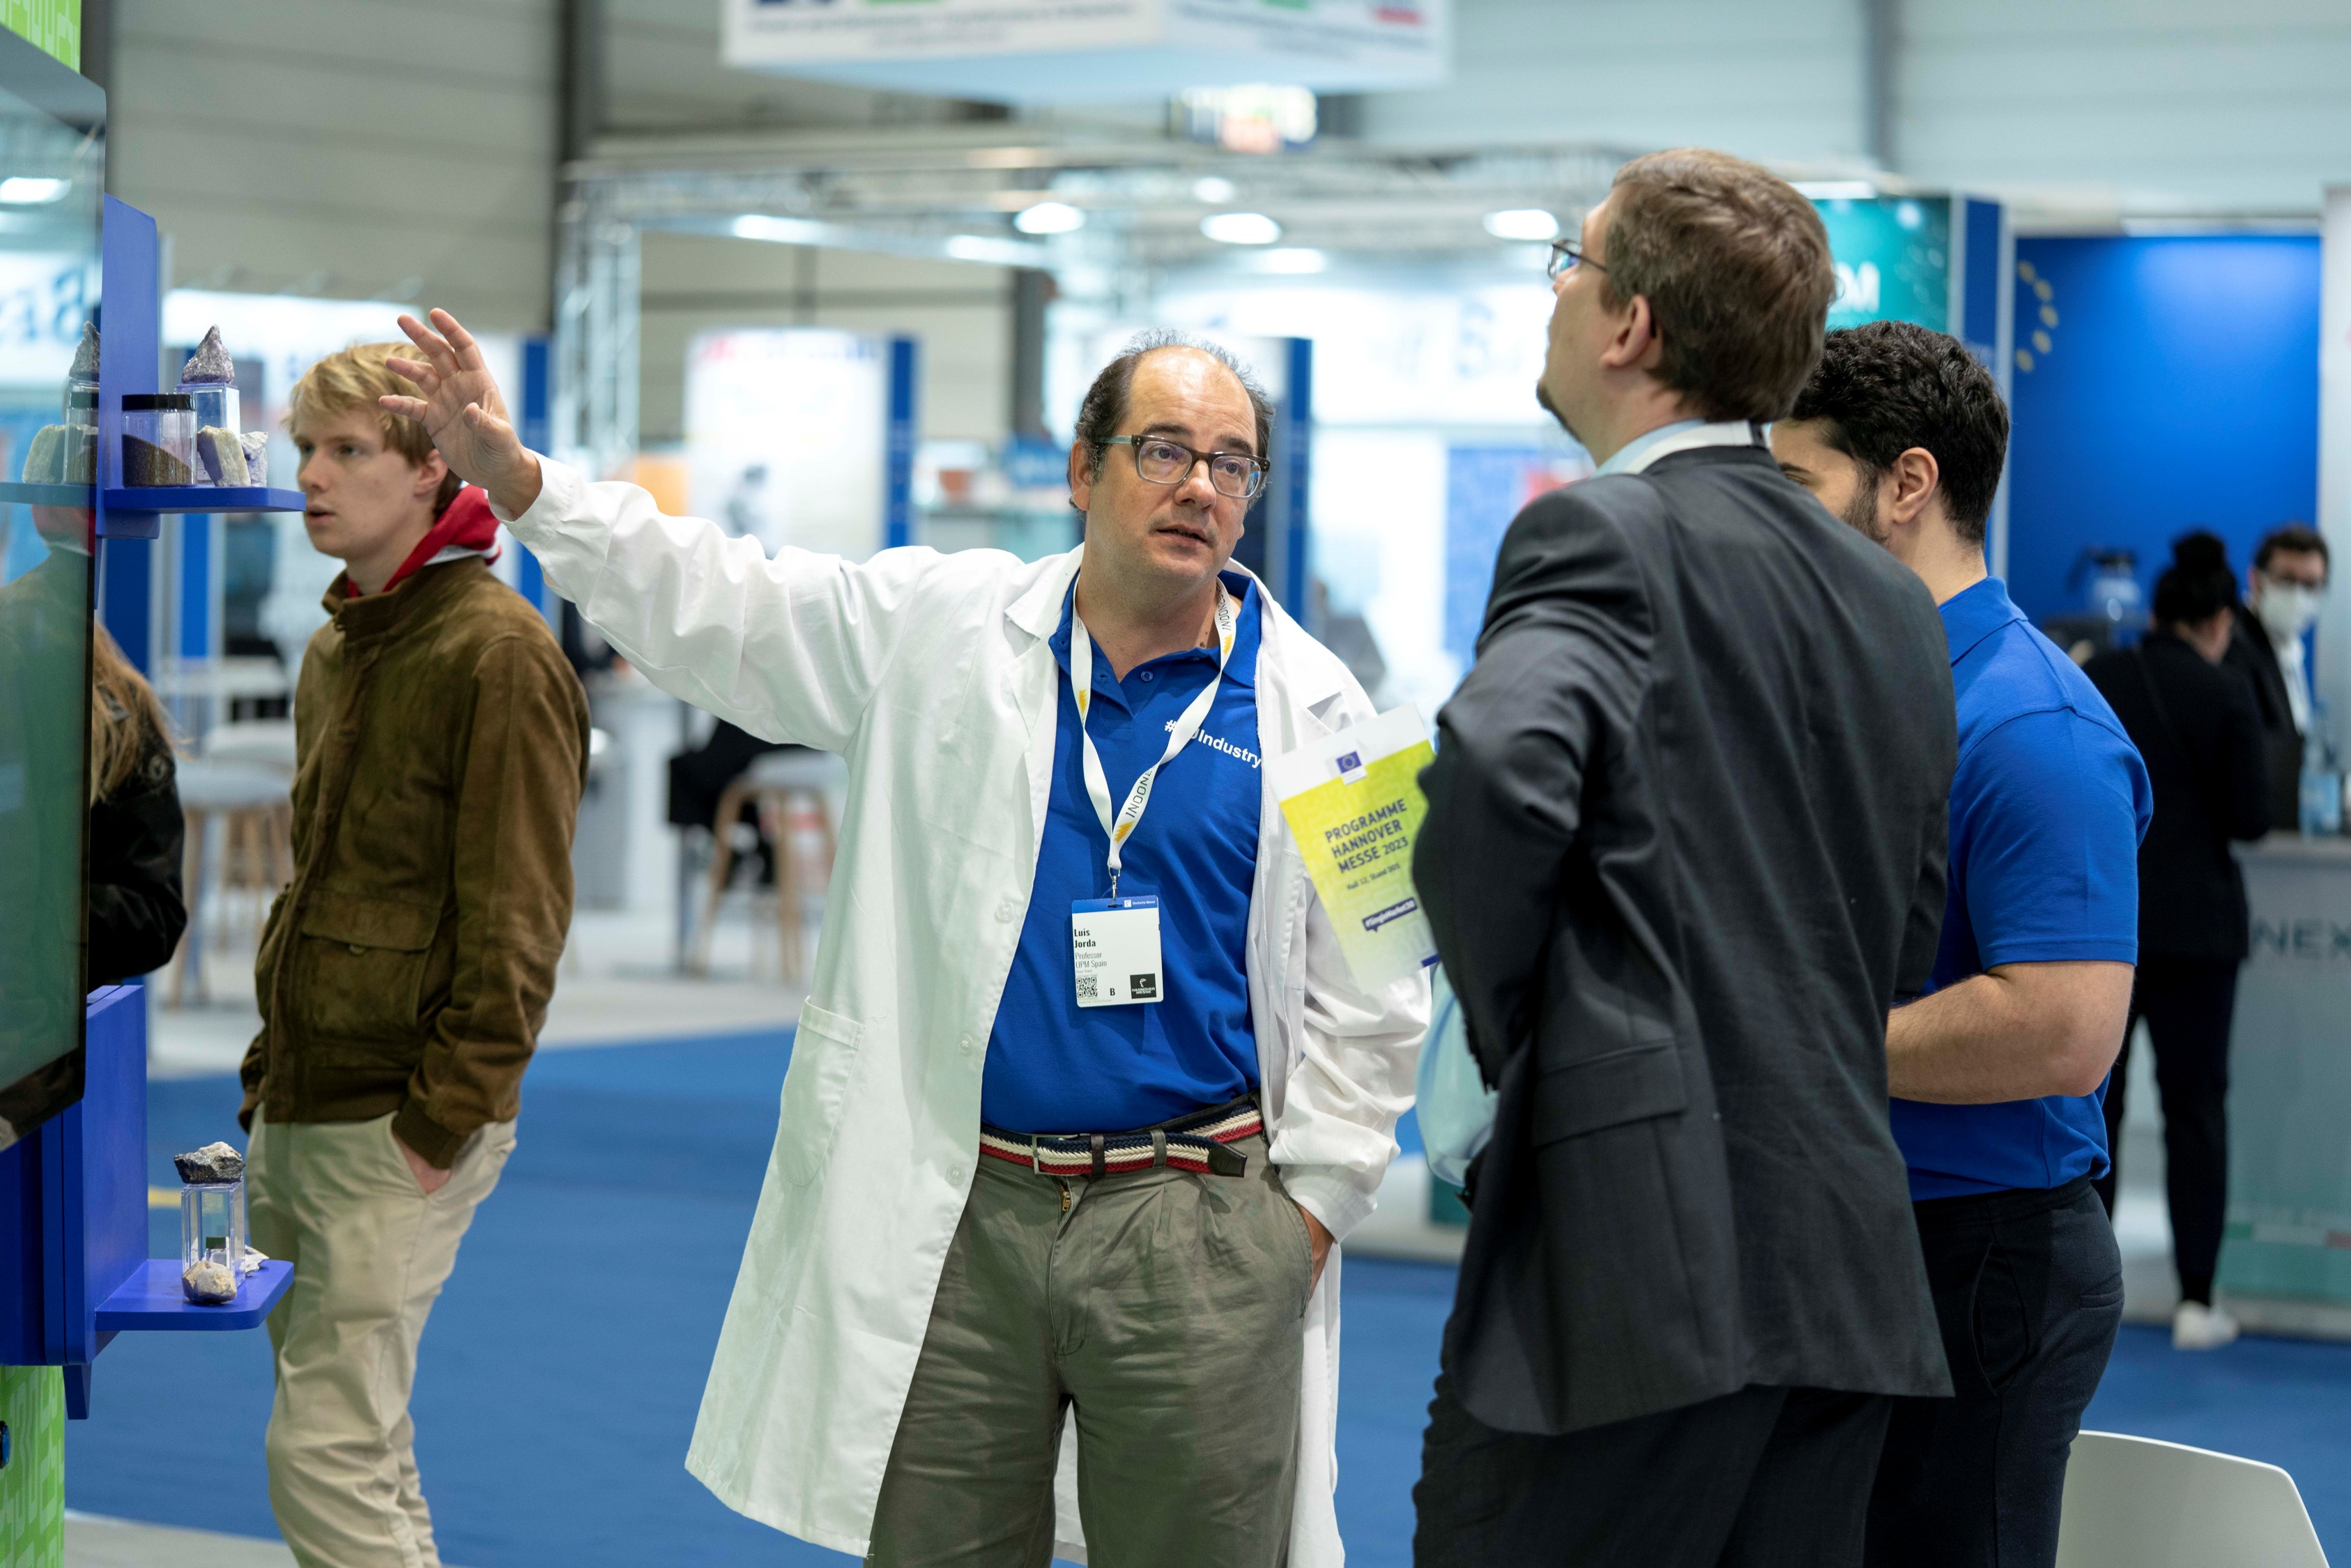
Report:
383,312,1427,1567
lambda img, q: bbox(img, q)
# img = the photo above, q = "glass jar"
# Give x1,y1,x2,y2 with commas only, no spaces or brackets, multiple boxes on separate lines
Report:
180,1179,246,1305
178,381,242,485
122,392,194,486
61,387,96,484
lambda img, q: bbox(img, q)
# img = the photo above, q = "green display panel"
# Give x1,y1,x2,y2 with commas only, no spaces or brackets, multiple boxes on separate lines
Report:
0,1,75,70
0,1367,64,1567
0,38,100,1132
1815,195,1952,333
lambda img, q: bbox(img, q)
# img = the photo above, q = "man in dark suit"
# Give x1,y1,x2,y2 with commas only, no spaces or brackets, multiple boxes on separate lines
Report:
2225,523,2328,833
1411,148,1958,1568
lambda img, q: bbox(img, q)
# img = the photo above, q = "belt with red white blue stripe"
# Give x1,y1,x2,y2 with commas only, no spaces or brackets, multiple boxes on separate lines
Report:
979,1094,1261,1179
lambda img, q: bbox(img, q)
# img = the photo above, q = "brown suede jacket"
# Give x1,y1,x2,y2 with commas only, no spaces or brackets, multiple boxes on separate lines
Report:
240,557,589,1168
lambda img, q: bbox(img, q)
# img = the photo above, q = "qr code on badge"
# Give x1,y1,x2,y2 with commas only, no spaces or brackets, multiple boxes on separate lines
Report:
1076,976,1098,999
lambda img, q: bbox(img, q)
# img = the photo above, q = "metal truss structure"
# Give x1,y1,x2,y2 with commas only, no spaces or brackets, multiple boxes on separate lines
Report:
550,125,1643,471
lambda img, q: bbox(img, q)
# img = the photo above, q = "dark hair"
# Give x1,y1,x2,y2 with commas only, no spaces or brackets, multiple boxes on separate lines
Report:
2255,523,2329,576
2153,531,2238,629
1601,148,1838,422
1071,330,1273,502
1789,321,2010,543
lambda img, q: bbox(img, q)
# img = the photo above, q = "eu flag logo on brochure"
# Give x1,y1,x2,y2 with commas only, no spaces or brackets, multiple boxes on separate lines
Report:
1335,751,1365,783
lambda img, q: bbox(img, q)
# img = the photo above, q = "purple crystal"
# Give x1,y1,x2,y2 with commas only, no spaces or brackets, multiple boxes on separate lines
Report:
179,325,234,385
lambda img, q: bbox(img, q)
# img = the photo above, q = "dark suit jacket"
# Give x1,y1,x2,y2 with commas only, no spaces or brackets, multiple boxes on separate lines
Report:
2087,634,2269,960
1416,443,1956,1438
2224,622,2302,832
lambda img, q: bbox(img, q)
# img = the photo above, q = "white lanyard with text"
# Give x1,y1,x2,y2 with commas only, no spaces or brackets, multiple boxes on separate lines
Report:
1064,579,1239,1008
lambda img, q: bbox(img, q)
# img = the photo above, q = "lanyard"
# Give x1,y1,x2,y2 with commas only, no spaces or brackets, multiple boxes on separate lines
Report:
1068,579,1239,899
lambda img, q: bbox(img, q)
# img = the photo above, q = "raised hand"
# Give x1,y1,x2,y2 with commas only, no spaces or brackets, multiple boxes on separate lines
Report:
380,308,542,517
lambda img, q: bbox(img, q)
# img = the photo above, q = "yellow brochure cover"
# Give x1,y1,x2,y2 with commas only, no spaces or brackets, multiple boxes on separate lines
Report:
1267,706,1438,990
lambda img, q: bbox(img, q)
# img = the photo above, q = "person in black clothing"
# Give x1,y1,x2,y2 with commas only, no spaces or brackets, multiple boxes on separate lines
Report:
2223,523,2327,833
86,621,189,985
2087,532,2269,1350
0,621,185,1146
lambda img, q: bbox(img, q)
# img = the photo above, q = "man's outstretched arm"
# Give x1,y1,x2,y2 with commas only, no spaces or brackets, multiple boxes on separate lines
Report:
383,309,923,753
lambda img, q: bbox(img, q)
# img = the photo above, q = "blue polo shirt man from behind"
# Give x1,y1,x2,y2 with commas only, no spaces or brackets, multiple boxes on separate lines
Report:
1776,321,2150,1568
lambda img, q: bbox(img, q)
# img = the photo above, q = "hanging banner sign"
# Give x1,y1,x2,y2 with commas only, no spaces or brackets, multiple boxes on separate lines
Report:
1268,705,1439,990
723,0,1448,102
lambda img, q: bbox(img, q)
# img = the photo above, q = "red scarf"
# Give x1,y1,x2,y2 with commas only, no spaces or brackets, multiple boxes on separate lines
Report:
365,487,502,597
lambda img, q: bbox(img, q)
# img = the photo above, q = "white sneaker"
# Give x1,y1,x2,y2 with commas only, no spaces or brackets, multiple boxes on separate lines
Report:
2173,1300,2241,1351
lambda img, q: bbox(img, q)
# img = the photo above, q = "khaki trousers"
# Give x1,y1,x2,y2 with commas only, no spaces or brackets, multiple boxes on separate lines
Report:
247,1112,515,1568
868,1132,1310,1568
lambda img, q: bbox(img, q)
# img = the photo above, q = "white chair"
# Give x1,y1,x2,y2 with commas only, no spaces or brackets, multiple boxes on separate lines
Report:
2056,1431,2329,1567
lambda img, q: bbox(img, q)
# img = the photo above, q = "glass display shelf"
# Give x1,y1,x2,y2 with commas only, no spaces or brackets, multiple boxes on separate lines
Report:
0,483,303,512
93,1259,293,1332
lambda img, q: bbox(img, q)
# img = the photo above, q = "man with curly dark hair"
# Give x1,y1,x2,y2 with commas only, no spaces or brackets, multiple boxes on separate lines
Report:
1777,320,2152,1568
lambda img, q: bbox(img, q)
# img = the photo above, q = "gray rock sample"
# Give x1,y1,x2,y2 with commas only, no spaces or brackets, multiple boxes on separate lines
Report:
174,1141,245,1184
240,431,268,485
195,426,248,485
22,424,65,483
180,325,234,385
182,1259,236,1304
68,321,98,381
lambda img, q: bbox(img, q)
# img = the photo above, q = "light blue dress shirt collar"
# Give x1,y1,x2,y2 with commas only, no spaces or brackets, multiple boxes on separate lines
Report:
1594,419,1708,477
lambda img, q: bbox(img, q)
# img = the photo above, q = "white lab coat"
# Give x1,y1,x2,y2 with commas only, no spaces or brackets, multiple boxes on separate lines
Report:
498,460,1430,1565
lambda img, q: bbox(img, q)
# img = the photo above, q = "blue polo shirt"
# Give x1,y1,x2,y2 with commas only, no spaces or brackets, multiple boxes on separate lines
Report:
981,572,1264,1133
1892,577,2152,1199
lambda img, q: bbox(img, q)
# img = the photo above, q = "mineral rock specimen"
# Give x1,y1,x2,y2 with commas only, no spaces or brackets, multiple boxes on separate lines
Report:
240,431,268,485
123,433,190,486
174,1141,245,1184
182,1259,237,1304
180,325,234,385
68,321,98,381
22,424,64,483
195,426,248,485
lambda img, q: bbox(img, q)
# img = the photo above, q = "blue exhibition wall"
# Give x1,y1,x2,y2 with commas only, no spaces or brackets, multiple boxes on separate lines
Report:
2007,235,2320,625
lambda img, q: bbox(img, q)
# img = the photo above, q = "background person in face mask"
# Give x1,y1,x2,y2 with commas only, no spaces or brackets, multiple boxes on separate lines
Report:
2086,532,2271,1348
2224,523,2328,832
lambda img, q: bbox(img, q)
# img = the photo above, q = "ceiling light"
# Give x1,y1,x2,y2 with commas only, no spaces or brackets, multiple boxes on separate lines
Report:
1792,180,1878,201
731,213,824,244
1482,208,1559,242
0,177,69,205
1257,247,1326,274
1193,176,1238,203
1013,201,1085,236
1201,212,1280,246
944,234,1045,265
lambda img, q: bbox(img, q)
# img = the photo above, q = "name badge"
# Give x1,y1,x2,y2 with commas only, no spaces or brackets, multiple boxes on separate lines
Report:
1071,896,1164,1008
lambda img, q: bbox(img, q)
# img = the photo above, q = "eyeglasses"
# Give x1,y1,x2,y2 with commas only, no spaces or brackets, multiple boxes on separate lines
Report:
1101,435,1267,500
1546,238,1607,281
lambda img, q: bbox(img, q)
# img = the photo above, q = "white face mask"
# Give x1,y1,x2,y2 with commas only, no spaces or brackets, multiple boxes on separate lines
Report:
2257,579,2322,642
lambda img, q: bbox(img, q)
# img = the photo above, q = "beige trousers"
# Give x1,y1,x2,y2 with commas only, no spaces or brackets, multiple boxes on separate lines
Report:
868,1132,1309,1568
247,1112,516,1568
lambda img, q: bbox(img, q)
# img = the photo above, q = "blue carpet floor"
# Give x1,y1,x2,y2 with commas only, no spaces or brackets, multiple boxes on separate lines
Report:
68,1032,2351,1564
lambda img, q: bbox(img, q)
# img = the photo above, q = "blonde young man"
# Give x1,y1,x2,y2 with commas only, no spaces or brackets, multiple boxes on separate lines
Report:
381,312,1425,1568
240,344,589,1568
